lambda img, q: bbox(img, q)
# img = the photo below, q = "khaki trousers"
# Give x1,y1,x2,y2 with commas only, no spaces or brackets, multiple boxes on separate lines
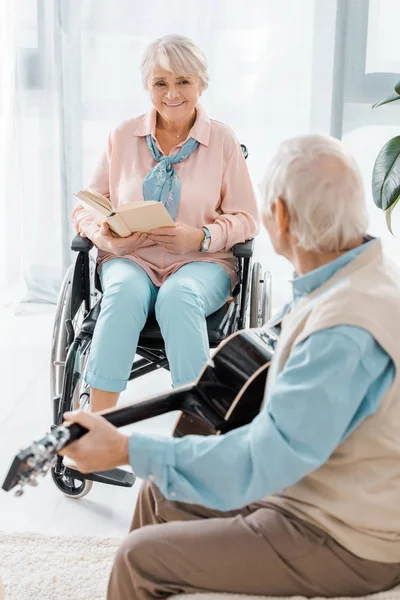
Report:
107,482,400,600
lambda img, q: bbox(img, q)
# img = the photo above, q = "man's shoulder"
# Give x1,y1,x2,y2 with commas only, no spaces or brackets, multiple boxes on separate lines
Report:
295,270,400,358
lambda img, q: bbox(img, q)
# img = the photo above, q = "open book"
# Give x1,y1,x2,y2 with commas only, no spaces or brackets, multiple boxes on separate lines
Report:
74,188,175,237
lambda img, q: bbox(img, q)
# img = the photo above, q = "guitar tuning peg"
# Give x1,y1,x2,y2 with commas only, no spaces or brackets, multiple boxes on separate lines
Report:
15,487,24,497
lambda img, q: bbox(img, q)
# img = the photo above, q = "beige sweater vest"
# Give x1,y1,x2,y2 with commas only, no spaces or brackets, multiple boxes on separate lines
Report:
265,241,400,562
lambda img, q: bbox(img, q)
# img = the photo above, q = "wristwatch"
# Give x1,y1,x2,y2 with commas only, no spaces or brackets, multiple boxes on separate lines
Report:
200,227,211,252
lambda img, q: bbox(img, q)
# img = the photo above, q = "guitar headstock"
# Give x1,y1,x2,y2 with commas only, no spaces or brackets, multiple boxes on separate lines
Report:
2,426,72,496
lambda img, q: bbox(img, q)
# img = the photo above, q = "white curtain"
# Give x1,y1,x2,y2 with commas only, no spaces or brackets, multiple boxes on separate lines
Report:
2,0,398,313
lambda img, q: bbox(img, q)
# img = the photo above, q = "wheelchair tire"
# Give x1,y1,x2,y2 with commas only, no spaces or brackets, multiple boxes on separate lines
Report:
51,466,93,499
50,265,74,401
249,263,272,328
262,270,272,323
50,257,99,404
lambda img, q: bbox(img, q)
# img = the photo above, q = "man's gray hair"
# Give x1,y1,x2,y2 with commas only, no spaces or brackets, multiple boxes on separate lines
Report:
141,34,209,91
261,135,368,252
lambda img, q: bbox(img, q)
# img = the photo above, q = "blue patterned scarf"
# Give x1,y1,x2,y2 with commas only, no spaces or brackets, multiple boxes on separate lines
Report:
143,135,199,221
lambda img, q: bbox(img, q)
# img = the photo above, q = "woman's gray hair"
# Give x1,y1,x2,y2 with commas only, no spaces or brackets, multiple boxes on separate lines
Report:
261,134,368,252
141,34,209,91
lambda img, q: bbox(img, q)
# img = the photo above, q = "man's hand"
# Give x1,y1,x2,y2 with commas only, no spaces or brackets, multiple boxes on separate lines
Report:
148,223,205,254
59,410,130,473
93,223,148,256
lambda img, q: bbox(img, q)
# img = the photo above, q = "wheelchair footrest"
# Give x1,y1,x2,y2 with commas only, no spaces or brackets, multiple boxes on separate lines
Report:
65,466,136,488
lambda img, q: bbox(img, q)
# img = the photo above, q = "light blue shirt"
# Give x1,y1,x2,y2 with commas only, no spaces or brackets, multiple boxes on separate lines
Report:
129,239,395,510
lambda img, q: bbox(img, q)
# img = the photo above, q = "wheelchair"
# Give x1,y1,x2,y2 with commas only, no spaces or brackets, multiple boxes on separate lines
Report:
49,233,271,498
50,139,271,498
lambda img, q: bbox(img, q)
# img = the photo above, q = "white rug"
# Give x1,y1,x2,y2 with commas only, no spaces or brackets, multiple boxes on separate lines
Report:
1,531,400,600
0,531,120,600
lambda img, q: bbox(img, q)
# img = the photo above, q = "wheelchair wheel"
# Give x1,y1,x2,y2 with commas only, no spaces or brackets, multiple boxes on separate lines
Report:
51,467,93,499
50,256,99,403
249,263,272,328
50,264,73,401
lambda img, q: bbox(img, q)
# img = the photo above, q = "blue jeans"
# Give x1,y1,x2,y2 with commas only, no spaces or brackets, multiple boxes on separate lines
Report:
85,258,231,392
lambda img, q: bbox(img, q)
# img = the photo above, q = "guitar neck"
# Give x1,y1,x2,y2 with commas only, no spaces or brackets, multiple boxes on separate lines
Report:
103,387,190,427
65,384,195,444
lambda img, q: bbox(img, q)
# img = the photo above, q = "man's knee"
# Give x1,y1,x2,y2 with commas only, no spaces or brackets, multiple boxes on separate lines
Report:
114,529,146,570
113,526,162,580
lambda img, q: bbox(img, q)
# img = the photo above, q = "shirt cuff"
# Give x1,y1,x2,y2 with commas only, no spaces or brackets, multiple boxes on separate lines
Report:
204,222,225,253
84,223,101,241
128,432,176,482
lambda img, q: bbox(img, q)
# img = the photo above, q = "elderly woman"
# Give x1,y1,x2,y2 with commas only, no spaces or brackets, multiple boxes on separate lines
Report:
72,34,259,412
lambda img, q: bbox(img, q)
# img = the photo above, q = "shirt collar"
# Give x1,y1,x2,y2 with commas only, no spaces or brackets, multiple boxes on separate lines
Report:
133,103,210,147
291,237,378,300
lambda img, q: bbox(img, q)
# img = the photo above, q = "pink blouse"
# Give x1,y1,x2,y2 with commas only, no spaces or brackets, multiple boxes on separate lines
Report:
72,104,259,287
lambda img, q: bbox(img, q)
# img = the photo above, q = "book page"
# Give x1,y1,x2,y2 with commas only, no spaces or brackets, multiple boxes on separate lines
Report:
119,202,175,233
74,189,112,212
117,200,158,212
106,213,131,237
75,196,131,237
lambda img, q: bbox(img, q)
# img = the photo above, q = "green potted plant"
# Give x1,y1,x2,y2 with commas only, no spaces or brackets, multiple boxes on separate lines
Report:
372,78,400,233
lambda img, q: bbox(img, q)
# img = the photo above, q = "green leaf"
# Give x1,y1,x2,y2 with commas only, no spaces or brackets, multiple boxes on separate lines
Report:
385,195,400,235
372,136,400,211
394,79,400,95
372,92,400,109
373,78,400,108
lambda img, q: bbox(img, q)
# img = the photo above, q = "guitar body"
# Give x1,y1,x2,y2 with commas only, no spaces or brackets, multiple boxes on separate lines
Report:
173,326,278,437
174,413,215,437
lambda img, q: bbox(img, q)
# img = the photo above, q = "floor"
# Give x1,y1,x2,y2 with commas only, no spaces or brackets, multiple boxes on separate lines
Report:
0,304,178,538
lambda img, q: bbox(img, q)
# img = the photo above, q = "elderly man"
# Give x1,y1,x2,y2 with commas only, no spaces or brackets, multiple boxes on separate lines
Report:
62,134,400,599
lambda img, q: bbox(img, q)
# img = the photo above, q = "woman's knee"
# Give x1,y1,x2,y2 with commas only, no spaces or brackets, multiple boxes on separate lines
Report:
155,277,205,319
101,260,154,308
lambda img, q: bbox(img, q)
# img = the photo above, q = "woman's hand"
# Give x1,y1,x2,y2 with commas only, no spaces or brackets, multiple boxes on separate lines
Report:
148,223,204,254
93,223,148,256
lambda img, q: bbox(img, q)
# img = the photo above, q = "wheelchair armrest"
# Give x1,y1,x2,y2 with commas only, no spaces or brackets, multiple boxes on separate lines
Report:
232,239,254,259
71,234,93,252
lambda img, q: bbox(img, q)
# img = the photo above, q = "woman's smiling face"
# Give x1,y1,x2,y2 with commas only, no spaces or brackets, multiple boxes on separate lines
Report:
149,67,202,125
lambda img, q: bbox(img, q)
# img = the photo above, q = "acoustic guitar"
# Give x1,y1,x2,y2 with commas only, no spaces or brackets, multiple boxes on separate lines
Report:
2,323,280,495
